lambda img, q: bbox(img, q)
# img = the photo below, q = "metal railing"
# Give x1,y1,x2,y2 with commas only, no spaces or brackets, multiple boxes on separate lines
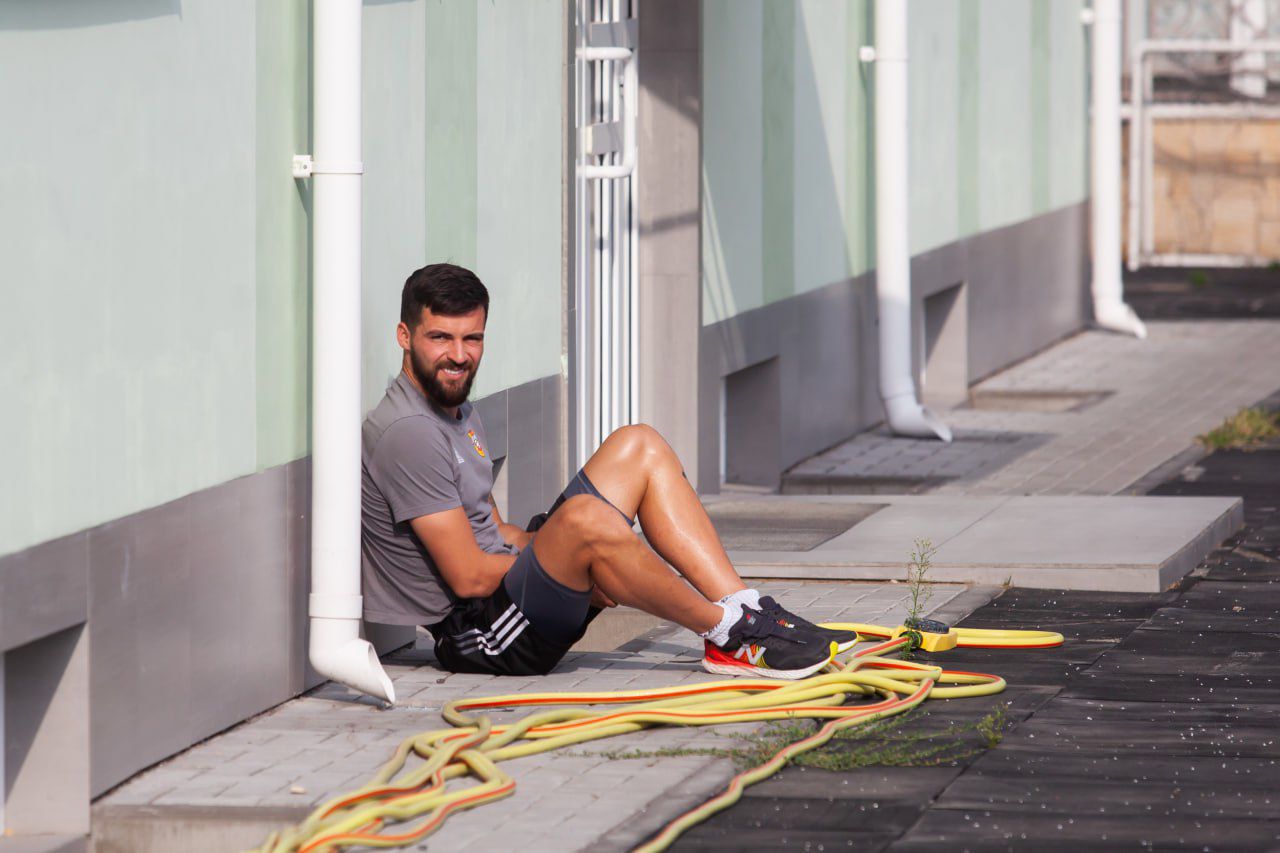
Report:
1125,38,1280,269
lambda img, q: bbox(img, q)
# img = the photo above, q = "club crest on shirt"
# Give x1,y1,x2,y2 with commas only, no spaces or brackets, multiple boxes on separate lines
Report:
467,429,486,458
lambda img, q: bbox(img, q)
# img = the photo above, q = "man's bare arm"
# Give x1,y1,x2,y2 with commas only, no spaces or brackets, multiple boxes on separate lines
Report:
488,496,533,550
410,508,517,599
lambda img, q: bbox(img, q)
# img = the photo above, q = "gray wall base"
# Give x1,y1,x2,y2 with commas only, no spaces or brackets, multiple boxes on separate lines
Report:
700,202,1089,492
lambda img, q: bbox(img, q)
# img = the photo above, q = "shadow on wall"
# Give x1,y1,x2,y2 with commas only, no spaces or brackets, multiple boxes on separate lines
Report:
0,0,182,29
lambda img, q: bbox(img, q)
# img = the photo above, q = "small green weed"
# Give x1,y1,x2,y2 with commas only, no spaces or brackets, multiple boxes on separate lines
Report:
903,538,937,657
1196,406,1280,451
1188,269,1211,289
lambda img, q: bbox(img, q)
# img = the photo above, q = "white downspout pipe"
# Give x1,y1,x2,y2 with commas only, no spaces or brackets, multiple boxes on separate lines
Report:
302,0,395,704
872,0,952,442
1090,0,1147,338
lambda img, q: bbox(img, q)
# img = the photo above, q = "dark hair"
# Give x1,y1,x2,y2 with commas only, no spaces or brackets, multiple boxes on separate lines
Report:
400,263,490,327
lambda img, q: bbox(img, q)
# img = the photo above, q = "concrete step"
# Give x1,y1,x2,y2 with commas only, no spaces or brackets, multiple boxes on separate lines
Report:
92,804,308,853
716,494,1243,593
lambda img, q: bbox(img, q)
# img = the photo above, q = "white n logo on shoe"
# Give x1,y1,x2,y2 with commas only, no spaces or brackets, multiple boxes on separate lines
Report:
734,644,765,666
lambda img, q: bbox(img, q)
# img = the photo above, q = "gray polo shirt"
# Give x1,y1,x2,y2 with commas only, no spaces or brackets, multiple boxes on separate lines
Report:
360,371,516,626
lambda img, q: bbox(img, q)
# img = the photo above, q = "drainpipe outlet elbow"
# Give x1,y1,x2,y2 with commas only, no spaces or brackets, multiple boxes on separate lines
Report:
1094,300,1148,340
883,392,953,443
309,615,397,705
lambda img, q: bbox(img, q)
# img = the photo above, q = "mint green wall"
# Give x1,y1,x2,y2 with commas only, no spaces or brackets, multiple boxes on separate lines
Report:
470,0,563,400
256,0,313,470
792,0,853,296
703,0,764,323
363,0,564,404
702,0,1089,325
0,2,265,557
0,0,564,558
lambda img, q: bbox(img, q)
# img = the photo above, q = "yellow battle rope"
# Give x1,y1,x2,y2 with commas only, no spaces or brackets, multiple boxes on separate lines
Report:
251,622,1063,853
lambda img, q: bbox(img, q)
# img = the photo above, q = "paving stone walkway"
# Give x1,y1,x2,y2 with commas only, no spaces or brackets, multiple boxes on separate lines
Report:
98,580,973,852
787,321,1280,497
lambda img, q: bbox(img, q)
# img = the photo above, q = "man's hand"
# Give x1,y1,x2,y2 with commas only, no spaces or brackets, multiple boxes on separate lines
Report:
489,496,533,549
590,585,617,609
501,526,533,550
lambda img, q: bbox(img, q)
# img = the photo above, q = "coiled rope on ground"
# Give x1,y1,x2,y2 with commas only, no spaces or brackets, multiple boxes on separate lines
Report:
251,623,1063,853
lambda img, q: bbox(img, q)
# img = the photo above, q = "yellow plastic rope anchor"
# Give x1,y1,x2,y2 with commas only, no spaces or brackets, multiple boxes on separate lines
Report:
249,626,1057,853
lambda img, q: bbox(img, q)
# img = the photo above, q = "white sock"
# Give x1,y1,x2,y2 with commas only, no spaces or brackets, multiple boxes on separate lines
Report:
698,601,743,647
718,588,761,611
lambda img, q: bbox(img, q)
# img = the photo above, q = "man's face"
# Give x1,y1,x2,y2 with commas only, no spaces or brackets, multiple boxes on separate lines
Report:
398,306,486,409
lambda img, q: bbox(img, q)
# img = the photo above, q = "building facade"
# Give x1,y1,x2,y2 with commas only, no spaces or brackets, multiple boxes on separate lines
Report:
0,0,1089,840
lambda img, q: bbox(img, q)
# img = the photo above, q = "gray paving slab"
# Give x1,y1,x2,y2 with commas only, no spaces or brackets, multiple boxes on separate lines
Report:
724,493,1243,593
95,581,978,853
817,495,1011,560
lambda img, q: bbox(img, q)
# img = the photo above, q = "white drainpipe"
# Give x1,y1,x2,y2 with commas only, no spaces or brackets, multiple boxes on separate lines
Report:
1090,0,1146,338
871,0,952,442
296,0,395,704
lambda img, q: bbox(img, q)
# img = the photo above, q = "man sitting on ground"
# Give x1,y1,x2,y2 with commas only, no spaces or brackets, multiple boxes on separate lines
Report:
361,263,856,679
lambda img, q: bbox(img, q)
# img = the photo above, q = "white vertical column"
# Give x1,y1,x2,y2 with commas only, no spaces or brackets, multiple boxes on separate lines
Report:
574,0,637,465
1232,0,1268,98
574,0,591,469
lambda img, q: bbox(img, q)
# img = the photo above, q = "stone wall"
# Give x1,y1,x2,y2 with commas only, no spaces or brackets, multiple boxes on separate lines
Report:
1123,119,1280,262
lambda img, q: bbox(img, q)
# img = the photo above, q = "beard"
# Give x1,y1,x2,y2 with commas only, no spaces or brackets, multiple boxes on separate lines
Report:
410,347,477,409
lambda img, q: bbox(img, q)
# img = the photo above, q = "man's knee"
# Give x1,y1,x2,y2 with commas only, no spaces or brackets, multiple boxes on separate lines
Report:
604,423,670,464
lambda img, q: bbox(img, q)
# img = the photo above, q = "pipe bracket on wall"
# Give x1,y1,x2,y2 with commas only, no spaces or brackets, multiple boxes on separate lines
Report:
292,154,365,178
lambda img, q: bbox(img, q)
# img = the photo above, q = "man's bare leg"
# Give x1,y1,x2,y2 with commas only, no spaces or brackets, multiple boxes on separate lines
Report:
529,494,723,633
581,425,745,602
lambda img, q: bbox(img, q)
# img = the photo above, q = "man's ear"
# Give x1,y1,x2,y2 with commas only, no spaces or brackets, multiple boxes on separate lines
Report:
396,321,411,352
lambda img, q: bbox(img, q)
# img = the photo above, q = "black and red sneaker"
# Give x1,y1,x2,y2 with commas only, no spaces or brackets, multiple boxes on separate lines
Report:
758,596,861,653
702,607,836,680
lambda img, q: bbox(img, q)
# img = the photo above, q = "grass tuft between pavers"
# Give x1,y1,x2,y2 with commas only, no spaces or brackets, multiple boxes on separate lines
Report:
579,704,1010,772
1197,406,1280,451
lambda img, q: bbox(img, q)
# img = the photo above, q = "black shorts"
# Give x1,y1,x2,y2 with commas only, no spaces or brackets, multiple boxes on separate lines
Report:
428,469,632,676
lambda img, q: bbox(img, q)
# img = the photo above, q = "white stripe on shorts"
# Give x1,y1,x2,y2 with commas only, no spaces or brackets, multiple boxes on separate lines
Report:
452,604,530,656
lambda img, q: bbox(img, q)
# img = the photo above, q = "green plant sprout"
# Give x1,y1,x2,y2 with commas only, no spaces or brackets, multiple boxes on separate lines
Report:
903,538,937,657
